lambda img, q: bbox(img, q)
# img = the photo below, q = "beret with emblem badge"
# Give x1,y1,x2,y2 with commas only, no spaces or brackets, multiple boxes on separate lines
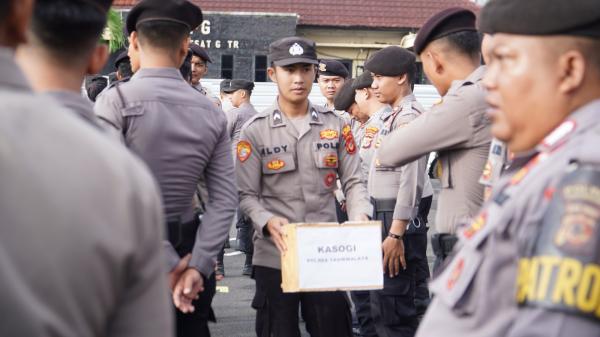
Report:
479,0,600,38
333,78,356,111
189,43,212,63
414,7,477,55
219,79,231,93
364,46,416,77
318,59,349,78
269,37,318,67
352,70,373,90
222,79,255,93
126,0,203,35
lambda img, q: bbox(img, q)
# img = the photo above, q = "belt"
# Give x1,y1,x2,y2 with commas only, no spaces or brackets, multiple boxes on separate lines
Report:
370,198,396,213
371,198,426,235
167,214,200,255
431,233,458,257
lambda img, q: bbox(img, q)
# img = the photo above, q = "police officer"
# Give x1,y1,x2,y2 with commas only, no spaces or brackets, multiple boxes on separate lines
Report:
236,36,372,337
222,79,259,276
318,59,350,117
361,46,427,337
114,50,133,81
189,43,219,104
378,8,491,271
416,1,600,336
94,1,238,336
0,0,172,335
14,0,112,129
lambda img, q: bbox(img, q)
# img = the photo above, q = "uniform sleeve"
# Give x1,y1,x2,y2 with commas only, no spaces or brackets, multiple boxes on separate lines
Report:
93,90,126,143
189,113,238,277
338,121,372,220
378,92,474,167
106,168,173,337
391,112,424,220
237,124,275,234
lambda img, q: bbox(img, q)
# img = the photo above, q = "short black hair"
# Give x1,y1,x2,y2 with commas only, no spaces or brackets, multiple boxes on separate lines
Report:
86,75,108,102
117,59,133,79
439,30,482,59
30,0,107,63
137,20,189,51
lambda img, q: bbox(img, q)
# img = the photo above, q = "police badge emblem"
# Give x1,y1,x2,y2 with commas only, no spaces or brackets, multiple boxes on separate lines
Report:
289,43,304,56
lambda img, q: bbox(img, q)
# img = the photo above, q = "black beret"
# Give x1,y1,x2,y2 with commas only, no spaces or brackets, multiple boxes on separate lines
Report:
352,70,373,90
318,59,349,78
113,51,129,68
126,0,203,35
222,79,255,93
364,46,416,77
414,7,477,55
219,79,231,93
269,37,318,67
333,78,356,112
189,43,212,63
480,0,600,38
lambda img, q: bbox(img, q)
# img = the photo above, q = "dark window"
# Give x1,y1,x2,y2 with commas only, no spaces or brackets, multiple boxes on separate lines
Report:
254,55,268,82
221,55,233,79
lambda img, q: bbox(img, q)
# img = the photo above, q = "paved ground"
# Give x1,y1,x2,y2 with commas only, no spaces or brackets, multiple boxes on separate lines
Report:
209,181,440,337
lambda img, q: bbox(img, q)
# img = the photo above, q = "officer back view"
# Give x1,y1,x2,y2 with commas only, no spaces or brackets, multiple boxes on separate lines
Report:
236,36,372,337
378,8,491,271
95,0,238,336
0,0,172,336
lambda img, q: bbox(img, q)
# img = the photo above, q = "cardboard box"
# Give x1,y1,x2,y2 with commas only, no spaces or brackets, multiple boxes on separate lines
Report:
281,221,384,292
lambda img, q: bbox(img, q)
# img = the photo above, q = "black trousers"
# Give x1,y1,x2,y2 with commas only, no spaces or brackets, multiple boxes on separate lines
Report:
350,290,377,337
370,209,418,337
170,216,217,337
252,266,353,337
414,196,432,315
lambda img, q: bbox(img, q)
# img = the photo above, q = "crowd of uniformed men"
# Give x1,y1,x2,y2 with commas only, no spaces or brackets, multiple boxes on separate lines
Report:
1,0,599,336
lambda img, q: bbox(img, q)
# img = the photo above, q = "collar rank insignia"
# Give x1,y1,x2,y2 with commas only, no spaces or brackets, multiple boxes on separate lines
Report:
273,111,283,125
311,110,319,122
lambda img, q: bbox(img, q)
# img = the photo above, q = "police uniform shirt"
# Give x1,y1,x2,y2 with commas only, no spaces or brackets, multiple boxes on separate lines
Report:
224,101,258,150
44,90,102,129
194,82,220,105
0,47,172,337
416,101,600,337
378,66,491,233
95,67,238,277
356,105,390,184
368,94,427,221
236,100,372,270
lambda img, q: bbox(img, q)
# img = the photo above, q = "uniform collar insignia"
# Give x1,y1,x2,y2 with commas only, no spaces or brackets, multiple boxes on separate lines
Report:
311,109,319,122
273,110,283,125
539,120,576,152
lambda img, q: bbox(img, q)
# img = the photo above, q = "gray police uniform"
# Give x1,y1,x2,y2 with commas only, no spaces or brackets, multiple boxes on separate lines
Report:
237,100,371,337
0,47,172,337
417,100,600,337
378,66,491,268
225,102,258,152
44,90,101,129
356,105,390,184
368,94,428,337
95,67,238,277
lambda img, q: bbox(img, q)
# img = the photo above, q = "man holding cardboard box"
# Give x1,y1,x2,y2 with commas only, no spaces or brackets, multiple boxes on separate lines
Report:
236,36,372,337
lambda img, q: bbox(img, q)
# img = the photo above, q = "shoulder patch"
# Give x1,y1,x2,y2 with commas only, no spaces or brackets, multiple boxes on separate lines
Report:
516,163,600,321
237,141,252,162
